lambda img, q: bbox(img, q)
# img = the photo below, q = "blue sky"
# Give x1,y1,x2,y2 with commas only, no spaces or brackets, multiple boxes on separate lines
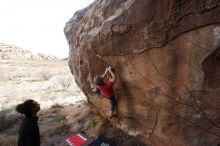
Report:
0,0,94,58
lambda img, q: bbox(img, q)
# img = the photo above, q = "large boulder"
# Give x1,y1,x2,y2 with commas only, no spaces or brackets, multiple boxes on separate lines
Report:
64,0,220,145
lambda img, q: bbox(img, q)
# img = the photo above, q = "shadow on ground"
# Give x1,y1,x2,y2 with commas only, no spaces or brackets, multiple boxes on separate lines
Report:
0,101,148,146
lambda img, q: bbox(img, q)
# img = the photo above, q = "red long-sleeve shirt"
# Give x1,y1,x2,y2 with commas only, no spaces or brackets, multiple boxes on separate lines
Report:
96,81,114,99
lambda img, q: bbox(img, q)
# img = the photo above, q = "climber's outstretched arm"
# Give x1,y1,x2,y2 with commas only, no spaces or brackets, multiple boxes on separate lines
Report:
108,67,116,83
101,68,108,78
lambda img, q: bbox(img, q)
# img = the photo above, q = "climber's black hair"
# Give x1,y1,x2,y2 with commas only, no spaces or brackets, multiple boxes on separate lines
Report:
94,75,105,86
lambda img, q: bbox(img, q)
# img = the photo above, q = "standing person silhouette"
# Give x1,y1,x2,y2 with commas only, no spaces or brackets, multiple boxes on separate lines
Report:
94,66,117,118
16,99,41,146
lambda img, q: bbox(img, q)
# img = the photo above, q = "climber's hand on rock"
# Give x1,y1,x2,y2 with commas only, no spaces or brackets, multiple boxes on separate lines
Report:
107,66,112,71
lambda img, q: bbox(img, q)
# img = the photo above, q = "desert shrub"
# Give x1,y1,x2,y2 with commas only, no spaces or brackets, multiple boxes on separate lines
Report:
0,109,18,132
0,135,16,146
9,71,29,80
30,70,52,81
51,104,63,109
39,71,51,81
56,75,73,90
0,74,10,81
100,116,108,124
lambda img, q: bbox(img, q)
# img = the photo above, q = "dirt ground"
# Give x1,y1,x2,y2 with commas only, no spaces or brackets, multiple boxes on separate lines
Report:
0,60,147,146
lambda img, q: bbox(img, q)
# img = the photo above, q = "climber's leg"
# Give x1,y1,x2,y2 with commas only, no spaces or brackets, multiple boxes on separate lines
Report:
110,96,116,117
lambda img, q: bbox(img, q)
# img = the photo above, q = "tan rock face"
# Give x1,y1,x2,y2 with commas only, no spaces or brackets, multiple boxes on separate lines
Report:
64,0,220,145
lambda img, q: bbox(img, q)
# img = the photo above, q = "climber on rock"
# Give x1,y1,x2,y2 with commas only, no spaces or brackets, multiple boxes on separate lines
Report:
93,66,117,118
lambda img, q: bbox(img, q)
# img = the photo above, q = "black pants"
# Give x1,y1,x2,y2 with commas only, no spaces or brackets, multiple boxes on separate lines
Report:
110,96,117,113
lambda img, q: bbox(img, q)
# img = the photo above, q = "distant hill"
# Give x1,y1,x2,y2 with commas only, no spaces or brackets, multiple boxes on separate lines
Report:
0,43,58,60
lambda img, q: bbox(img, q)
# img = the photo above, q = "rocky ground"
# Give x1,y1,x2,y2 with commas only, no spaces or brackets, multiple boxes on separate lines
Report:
0,59,146,146
0,59,87,145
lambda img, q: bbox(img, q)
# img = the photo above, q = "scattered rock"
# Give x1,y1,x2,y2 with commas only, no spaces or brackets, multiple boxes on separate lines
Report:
0,43,57,60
